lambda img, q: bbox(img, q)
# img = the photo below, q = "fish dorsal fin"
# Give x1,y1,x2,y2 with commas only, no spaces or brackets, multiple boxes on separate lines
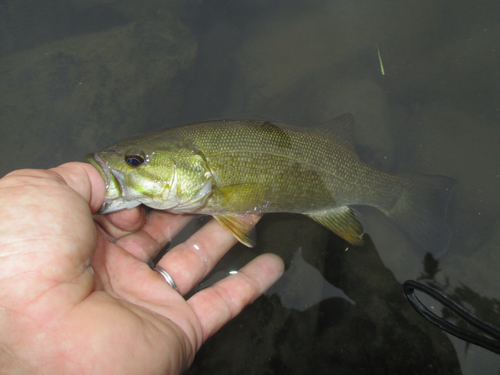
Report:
314,113,356,153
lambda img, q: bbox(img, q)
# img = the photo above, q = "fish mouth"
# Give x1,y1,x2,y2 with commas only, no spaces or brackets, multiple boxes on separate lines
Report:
86,153,111,187
85,153,123,213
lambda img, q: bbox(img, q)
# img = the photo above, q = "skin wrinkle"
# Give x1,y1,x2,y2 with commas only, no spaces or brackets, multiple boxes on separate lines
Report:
207,267,265,327
91,258,114,296
0,245,45,259
94,220,175,298
106,276,130,302
92,289,198,366
1,182,91,216
211,284,238,322
109,266,138,291
115,230,159,262
0,342,31,373
30,309,86,370
91,217,123,242
238,267,266,296
164,244,205,287
142,314,194,374
0,270,80,305
3,164,93,203
52,169,90,196
0,244,94,294
89,234,112,290
124,299,178,337
0,234,95,254
0,300,34,321
91,208,165,248
0,199,60,211
188,289,232,343
147,220,173,247
96,239,158,302
177,242,211,283
52,163,106,212
17,235,151,332
1,174,62,188
16,269,94,327
128,240,148,262
0,162,285,374
0,296,83,370
94,221,118,243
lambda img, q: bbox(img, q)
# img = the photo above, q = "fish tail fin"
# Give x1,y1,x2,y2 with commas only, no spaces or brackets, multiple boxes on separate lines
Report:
383,174,457,259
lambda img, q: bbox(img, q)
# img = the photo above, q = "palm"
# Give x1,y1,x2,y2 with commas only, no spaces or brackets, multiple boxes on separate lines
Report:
0,163,283,374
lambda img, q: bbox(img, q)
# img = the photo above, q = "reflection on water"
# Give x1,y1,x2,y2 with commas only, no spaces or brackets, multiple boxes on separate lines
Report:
1,0,500,374
418,254,500,353
186,216,461,374
266,247,355,310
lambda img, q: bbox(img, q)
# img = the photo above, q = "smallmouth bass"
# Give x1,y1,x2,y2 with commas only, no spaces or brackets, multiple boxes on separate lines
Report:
86,114,455,257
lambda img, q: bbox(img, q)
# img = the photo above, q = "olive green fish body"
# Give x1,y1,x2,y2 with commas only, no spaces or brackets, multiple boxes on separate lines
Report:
150,120,399,212
87,114,455,257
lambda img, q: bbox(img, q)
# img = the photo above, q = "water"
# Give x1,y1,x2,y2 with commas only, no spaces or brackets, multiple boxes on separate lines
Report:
1,0,500,373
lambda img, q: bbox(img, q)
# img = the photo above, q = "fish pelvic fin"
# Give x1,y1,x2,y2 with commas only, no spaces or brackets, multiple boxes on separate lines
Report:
307,207,364,246
384,174,457,258
213,213,260,247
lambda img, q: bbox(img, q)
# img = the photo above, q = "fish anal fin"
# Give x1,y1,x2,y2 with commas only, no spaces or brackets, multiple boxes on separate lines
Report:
213,213,261,247
307,206,364,246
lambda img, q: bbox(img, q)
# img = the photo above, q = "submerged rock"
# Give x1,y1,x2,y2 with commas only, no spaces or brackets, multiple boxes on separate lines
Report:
185,216,461,375
0,16,197,176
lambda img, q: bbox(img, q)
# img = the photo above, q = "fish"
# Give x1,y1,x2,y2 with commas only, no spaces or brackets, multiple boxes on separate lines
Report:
86,114,456,257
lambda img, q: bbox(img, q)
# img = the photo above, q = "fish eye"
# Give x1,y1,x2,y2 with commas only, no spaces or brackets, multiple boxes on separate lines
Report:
124,148,146,167
125,155,145,167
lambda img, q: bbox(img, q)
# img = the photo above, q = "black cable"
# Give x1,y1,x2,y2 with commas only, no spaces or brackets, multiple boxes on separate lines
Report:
403,280,500,354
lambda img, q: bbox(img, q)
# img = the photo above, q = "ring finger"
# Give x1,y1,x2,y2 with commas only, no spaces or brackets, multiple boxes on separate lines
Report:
156,214,261,295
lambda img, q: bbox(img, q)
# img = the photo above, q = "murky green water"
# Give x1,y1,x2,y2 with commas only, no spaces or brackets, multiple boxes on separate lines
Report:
2,1,499,373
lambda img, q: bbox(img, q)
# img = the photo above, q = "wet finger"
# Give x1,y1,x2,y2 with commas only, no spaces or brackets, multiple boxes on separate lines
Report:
155,214,260,295
187,253,284,343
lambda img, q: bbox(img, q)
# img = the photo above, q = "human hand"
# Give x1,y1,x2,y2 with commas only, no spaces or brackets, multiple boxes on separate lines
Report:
0,162,284,374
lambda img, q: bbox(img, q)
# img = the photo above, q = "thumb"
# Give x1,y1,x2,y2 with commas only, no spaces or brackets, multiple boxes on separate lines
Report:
50,162,106,213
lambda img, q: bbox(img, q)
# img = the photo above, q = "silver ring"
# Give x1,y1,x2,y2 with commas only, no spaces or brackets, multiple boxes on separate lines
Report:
153,266,178,291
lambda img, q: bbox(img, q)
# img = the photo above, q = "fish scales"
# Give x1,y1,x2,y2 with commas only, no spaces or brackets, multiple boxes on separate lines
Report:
87,114,456,257
165,120,403,213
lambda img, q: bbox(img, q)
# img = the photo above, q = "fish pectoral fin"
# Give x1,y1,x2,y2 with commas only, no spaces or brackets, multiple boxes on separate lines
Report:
213,213,260,247
307,207,364,246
